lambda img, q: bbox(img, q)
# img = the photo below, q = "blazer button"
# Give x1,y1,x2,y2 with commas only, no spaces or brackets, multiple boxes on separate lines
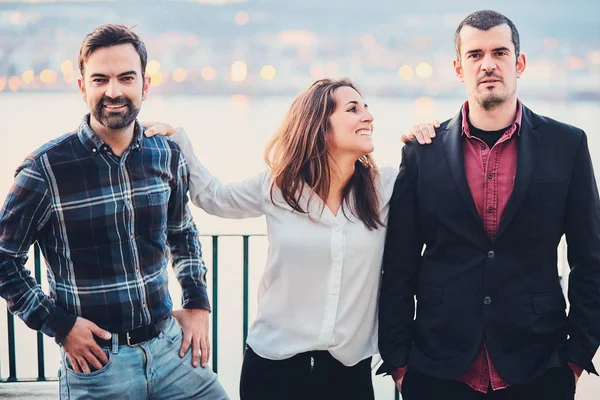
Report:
484,296,492,305
487,250,495,259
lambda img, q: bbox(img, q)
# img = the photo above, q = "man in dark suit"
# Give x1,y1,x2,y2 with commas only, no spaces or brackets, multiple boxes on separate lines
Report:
377,10,600,399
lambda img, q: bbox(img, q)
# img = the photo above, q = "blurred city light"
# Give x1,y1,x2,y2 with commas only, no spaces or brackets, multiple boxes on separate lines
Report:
39,69,57,85
146,60,161,75
360,34,376,48
260,65,276,80
201,66,216,81
8,76,21,92
22,70,34,84
567,56,585,69
231,61,248,82
61,60,73,75
150,72,164,86
172,68,187,83
235,11,249,26
398,65,414,80
415,62,433,78
0,77,6,92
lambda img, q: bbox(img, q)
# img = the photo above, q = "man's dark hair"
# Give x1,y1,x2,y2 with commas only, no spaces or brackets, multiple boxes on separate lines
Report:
78,24,147,79
454,10,520,62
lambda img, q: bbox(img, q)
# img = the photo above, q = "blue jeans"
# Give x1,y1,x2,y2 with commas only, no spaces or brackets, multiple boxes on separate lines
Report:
59,316,229,400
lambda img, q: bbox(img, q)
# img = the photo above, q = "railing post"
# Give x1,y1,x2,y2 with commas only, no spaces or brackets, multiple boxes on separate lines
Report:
242,236,249,353
211,236,219,374
34,243,46,381
7,312,16,381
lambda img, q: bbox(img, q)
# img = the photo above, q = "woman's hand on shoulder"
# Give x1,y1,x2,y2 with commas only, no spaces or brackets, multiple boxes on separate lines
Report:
142,121,177,137
401,120,440,145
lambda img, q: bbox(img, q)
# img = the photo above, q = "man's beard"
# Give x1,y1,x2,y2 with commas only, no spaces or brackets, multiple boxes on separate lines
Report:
92,95,140,130
478,92,507,111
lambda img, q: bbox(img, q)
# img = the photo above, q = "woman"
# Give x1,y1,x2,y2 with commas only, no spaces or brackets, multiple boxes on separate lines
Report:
144,78,436,400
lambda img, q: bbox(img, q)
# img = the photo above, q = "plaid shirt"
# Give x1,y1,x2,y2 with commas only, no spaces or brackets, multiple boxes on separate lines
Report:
0,115,209,343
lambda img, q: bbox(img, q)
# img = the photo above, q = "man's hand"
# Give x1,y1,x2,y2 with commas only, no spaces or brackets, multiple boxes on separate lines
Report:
401,120,440,144
62,317,111,373
172,308,210,368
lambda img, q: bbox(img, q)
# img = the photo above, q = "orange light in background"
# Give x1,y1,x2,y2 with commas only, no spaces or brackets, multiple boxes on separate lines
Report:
40,69,57,84
150,72,164,86
22,70,34,84
415,96,434,109
415,62,433,78
260,65,276,81
201,66,216,81
8,76,21,92
310,65,325,79
567,56,584,69
235,11,249,26
360,34,376,48
231,61,247,82
398,65,414,80
172,68,187,83
146,60,161,75
0,77,6,92
61,60,73,74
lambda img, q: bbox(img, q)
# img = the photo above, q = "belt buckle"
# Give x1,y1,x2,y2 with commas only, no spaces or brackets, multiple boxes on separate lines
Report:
126,332,132,346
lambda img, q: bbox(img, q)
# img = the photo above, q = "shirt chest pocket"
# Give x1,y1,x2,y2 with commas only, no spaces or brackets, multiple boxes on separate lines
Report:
133,190,170,238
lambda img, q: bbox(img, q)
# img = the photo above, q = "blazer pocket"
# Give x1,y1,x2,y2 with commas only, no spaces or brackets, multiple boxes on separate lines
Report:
529,180,563,194
532,293,566,314
418,285,444,306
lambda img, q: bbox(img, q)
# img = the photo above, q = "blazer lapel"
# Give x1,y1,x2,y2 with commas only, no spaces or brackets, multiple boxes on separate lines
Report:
495,107,540,239
442,111,484,229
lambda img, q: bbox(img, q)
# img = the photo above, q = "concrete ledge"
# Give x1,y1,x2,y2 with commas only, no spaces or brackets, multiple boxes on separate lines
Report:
0,382,58,399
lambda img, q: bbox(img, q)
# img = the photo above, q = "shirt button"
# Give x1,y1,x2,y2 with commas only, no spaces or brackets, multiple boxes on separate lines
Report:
487,207,494,213
480,144,486,150
487,250,495,259
103,146,108,151
487,173,493,179
130,234,135,240
484,296,492,305
92,148,97,153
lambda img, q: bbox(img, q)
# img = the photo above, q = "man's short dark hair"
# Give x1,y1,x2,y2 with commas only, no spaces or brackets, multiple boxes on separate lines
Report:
454,10,520,62
78,24,147,79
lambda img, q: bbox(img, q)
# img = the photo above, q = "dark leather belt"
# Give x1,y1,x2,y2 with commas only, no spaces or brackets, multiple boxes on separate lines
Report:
95,318,170,347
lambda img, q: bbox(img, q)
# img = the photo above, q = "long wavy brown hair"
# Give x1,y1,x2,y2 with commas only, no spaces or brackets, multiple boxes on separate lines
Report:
264,78,384,230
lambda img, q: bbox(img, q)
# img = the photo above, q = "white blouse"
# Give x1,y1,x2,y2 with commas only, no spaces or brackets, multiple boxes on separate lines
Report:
171,129,398,366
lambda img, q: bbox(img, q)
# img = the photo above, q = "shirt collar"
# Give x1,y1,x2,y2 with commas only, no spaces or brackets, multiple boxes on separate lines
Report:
461,99,523,139
77,114,144,154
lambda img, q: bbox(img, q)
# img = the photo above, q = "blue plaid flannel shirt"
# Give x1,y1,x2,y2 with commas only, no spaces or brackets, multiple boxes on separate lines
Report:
0,115,209,343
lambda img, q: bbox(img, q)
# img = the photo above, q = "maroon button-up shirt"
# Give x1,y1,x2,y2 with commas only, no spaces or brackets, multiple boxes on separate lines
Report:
455,100,521,392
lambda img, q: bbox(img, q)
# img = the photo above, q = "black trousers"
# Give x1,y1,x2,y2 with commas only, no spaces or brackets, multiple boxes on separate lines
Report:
401,365,576,400
239,346,374,400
